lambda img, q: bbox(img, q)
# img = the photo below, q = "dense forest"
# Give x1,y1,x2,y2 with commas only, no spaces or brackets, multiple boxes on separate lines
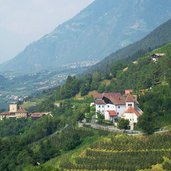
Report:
0,101,107,171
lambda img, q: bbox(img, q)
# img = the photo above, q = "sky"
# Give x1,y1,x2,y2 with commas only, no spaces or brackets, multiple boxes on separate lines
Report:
0,0,94,64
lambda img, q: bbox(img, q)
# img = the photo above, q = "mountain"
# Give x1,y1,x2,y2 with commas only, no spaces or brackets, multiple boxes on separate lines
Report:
0,75,6,87
93,18,171,71
1,0,171,73
0,75,5,81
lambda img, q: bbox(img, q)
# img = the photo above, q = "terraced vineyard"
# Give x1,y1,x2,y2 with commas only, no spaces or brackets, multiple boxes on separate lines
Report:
60,132,171,171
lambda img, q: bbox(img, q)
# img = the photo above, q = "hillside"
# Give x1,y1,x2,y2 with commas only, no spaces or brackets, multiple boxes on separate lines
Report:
31,42,171,129
93,18,171,71
0,43,171,171
1,0,171,73
0,75,7,89
18,41,171,171
58,133,171,171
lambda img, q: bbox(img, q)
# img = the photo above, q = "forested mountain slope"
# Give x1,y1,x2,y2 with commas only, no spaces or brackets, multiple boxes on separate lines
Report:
93,18,171,71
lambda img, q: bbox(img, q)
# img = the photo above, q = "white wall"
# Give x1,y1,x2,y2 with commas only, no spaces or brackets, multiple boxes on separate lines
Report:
123,113,137,123
96,103,127,120
9,104,17,113
104,104,116,120
116,105,125,117
126,102,134,108
96,104,105,115
122,112,138,130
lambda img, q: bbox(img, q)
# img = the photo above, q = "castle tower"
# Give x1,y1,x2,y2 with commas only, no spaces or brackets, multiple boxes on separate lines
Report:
9,104,17,113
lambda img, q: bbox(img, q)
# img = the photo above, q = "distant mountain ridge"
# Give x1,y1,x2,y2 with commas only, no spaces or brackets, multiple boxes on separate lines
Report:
93,18,171,71
1,0,171,73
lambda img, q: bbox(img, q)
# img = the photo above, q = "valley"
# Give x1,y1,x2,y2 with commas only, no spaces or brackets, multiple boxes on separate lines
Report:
0,60,97,110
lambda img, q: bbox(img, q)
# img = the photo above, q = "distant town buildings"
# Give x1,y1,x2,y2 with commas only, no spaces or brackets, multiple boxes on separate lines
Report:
0,103,28,120
0,103,51,120
93,90,143,130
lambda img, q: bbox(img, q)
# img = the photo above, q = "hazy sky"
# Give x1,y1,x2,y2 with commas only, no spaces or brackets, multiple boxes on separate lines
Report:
0,0,94,64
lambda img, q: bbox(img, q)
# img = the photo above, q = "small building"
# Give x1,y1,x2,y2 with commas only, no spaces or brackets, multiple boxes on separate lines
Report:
151,53,165,62
0,104,28,120
0,112,16,120
9,103,17,113
93,91,143,130
125,89,133,95
30,112,52,120
121,106,141,130
15,106,28,119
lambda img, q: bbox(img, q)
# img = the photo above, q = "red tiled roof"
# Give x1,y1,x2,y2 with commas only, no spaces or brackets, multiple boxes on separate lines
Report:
93,92,103,99
17,107,27,113
125,94,135,102
107,110,117,117
1,112,14,116
95,100,106,105
124,106,141,117
103,93,122,99
31,112,48,118
93,92,139,105
125,89,133,95
103,93,125,105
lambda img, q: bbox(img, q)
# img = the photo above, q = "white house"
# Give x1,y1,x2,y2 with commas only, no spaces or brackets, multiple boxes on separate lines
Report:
93,91,143,130
151,53,165,62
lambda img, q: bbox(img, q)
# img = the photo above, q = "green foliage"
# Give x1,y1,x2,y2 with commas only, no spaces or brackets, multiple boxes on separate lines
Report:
1,37,171,170
60,132,171,171
118,118,129,130
96,112,105,124
0,118,32,137
138,113,157,135
0,95,99,171
137,84,171,133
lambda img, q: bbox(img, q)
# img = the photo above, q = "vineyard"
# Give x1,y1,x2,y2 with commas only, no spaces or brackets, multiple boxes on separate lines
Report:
60,132,171,171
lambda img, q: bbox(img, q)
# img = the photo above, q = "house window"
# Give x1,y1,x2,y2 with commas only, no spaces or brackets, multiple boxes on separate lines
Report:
99,105,101,108
118,106,120,109
108,105,110,108
128,104,132,106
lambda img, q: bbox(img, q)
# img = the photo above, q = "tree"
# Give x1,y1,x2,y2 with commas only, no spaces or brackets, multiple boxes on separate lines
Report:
97,113,104,124
80,83,90,96
137,112,157,135
118,119,129,130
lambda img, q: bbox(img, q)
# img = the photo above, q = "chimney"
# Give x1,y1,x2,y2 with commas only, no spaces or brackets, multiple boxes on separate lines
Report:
125,89,133,95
